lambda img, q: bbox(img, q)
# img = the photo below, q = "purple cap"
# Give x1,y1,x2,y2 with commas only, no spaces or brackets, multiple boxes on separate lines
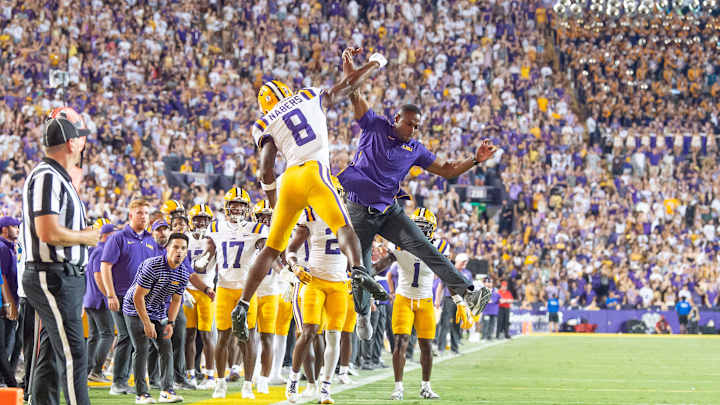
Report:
152,220,170,232
100,223,117,235
0,216,21,228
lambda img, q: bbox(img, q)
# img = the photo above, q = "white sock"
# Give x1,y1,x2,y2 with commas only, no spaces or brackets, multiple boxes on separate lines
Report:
270,334,287,378
339,365,348,375
321,330,341,383
206,369,215,379
395,381,404,391
321,380,331,393
188,369,196,378
422,381,431,389
243,380,252,390
232,364,242,373
257,375,267,385
289,370,300,382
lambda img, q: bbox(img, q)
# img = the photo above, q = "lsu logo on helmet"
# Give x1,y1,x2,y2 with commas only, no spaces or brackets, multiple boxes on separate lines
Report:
257,80,293,114
411,207,437,238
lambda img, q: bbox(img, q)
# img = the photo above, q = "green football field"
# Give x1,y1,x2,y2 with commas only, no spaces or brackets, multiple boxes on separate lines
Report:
75,334,720,404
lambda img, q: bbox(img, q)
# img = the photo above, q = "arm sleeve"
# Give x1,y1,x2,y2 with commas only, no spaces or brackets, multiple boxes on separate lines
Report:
100,233,122,264
32,172,62,215
135,259,156,290
414,142,437,169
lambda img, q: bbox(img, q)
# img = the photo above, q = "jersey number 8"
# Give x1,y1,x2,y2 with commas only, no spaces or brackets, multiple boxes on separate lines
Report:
283,109,317,146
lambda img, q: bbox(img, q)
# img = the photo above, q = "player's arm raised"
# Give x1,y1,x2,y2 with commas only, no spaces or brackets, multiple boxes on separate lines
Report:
258,139,279,207
426,140,497,179
321,48,386,111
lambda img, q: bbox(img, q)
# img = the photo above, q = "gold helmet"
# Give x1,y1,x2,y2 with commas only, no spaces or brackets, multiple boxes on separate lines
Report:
411,207,437,238
330,175,344,197
93,217,111,230
161,200,186,219
252,199,273,225
224,186,251,222
257,80,293,114
188,204,213,236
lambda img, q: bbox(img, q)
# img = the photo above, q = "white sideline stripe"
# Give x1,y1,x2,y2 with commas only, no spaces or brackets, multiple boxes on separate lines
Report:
40,271,78,405
271,337,520,405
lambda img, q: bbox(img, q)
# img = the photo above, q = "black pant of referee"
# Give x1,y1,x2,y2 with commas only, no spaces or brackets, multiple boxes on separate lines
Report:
24,263,90,405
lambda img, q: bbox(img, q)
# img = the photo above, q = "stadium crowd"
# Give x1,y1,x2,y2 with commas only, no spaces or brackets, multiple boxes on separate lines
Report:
2,0,720,393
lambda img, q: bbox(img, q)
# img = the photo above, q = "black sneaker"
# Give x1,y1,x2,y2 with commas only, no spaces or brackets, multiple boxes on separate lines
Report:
351,267,390,301
464,286,492,316
231,301,250,342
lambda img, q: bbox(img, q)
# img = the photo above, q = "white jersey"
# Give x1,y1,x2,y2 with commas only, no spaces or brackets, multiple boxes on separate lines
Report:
251,87,330,168
297,207,348,282
208,219,268,289
393,239,450,300
186,231,215,290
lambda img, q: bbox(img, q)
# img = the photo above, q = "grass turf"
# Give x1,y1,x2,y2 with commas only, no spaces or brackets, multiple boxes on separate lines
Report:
72,334,719,404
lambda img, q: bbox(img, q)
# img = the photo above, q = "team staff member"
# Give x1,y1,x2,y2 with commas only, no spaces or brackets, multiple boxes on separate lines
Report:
21,107,99,405
338,48,496,338
123,233,191,404
0,216,21,375
84,222,117,382
99,198,156,395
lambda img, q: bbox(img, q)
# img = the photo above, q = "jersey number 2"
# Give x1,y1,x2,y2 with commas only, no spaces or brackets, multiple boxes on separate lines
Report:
283,109,317,146
325,228,340,255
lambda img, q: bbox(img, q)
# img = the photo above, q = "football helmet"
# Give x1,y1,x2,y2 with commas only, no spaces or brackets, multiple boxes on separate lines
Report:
161,200,186,220
188,204,213,237
258,80,293,114
224,186,251,223
411,207,437,238
252,199,273,225
93,217,111,230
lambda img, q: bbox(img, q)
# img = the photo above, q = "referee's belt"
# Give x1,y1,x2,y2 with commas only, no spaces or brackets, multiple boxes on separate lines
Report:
26,262,86,277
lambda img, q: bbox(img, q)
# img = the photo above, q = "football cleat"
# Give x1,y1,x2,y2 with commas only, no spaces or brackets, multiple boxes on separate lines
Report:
319,385,335,404
390,388,404,400
241,381,255,399
212,379,227,399
337,372,352,385
420,386,440,399
286,379,299,403
465,286,493,316
158,390,183,403
197,378,216,390
135,393,157,404
351,267,390,301
301,382,318,400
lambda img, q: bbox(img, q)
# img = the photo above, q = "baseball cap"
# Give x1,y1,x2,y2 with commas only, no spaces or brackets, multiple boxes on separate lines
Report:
0,216,21,228
42,107,90,147
151,220,170,232
100,223,117,235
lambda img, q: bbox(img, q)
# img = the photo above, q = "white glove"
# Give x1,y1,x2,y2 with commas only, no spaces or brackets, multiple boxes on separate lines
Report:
368,52,387,68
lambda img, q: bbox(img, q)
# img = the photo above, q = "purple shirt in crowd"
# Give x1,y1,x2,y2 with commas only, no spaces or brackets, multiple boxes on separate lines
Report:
483,289,501,316
101,225,157,298
339,109,436,211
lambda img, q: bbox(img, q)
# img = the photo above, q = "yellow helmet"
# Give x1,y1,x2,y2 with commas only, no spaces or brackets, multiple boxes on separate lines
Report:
93,218,111,230
330,175,344,196
161,200,185,218
252,199,273,225
188,204,213,236
258,80,293,114
411,207,437,238
224,186,251,222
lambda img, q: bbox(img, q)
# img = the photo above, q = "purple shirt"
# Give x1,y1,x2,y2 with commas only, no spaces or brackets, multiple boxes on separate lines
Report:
339,109,436,211
0,236,19,303
84,241,106,309
122,255,190,321
101,225,158,298
483,289,501,316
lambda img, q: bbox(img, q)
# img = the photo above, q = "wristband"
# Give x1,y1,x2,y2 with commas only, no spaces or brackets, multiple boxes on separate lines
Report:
472,156,480,166
261,181,276,191
168,320,175,326
204,286,212,295
451,294,465,306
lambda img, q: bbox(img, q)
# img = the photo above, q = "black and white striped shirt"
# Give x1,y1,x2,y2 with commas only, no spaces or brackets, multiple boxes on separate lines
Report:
22,158,88,267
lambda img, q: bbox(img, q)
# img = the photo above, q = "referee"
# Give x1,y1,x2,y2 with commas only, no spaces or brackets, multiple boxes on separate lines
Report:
21,107,99,405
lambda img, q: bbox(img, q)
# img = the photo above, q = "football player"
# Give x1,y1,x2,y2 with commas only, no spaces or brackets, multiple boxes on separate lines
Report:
208,187,267,399
233,51,392,342
283,176,351,404
380,208,473,400
184,204,217,390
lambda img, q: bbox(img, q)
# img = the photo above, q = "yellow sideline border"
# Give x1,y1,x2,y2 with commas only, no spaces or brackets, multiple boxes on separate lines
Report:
526,332,720,339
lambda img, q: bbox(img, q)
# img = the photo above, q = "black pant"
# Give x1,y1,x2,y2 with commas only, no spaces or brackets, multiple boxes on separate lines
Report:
347,200,472,316
23,268,90,405
86,307,115,375
125,315,173,396
150,309,187,384
111,310,133,385
20,298,35,399
482,314,497,340
437,296,460,353
0,316,16,385
497,307,511,338
2,316,21,374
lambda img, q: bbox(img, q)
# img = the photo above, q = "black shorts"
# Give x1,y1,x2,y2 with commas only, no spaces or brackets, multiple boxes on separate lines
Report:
678,314,688,325
549,312,559,323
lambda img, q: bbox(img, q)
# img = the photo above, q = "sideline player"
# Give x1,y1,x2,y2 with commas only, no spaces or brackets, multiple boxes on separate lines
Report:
379,208,473,400
184,204,217,389
209,187,267,399
284,176,351,404
232,50,393,341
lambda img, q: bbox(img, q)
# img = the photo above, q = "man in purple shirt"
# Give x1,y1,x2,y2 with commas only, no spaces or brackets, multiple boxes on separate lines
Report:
0,216,21,375
339,48,496,338
99,199,157,395
482,278,500,340
84,223,117,383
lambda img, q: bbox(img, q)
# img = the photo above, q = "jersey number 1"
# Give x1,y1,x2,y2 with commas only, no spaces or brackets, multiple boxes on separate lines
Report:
283,109,317,146
411,262,420,288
